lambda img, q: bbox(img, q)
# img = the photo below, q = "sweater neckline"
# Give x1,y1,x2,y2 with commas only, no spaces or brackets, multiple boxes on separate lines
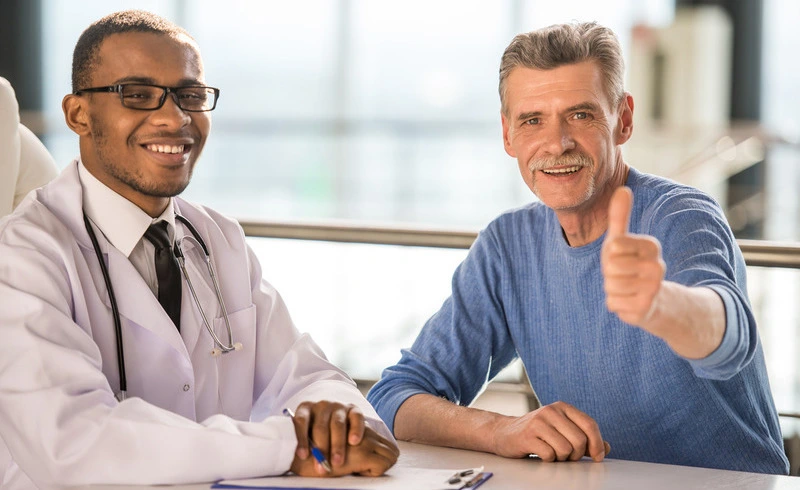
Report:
550,167,640,257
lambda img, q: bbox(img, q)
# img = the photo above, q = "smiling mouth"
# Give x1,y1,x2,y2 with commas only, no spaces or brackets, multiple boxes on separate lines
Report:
541,165,582,175
144,143,189,154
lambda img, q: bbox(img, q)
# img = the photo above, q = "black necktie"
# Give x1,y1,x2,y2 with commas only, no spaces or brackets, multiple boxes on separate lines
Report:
144,221,182,330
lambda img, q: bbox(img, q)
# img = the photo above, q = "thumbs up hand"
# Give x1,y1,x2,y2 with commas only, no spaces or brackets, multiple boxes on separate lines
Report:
601,186,666,327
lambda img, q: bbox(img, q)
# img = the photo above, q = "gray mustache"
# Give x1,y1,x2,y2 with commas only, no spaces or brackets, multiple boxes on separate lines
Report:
528,153,592,172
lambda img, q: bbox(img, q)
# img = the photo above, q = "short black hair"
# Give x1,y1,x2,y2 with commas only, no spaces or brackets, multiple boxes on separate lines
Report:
71,10,195,92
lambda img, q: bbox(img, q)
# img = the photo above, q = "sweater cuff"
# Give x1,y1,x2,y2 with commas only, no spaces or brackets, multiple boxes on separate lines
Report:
371,386,429,435
685,285,741,377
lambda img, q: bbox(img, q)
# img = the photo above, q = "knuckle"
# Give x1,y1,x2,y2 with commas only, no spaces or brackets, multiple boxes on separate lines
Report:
575,434,588,453
538,405,557,418
539,448,556,462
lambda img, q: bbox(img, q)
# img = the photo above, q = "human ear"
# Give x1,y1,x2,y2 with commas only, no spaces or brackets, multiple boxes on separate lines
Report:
62,94,91,136
615,93,634,145
501,111,517,158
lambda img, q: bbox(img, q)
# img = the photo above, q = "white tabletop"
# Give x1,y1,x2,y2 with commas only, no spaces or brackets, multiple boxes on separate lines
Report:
396,441,800,489
73,440,800,489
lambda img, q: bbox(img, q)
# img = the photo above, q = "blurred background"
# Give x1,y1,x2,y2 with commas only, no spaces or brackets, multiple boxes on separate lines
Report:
2,0,800,470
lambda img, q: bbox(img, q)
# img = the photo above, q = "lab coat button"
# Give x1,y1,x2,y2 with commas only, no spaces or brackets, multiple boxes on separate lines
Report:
183,384,190,392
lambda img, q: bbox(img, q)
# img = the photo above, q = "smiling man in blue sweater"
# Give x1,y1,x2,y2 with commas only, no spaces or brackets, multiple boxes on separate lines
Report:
367,22,788,474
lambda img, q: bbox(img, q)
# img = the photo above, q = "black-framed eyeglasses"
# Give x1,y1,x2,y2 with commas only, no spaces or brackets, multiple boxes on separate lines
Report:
74,83,220,112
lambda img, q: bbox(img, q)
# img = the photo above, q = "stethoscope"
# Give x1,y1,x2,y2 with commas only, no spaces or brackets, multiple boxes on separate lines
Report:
82,212,242,401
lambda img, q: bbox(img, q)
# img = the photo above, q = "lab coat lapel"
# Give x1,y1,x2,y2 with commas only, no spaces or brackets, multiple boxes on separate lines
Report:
37,160,95,252
105,245,188,357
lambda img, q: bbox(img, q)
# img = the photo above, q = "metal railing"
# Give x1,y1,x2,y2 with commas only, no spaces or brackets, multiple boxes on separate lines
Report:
240,219,800,269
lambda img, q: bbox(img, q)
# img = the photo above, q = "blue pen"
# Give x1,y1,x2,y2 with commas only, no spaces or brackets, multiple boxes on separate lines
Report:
283,408,333,473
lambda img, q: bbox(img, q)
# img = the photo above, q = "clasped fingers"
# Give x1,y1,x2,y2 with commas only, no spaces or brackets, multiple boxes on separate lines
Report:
293,401,366,469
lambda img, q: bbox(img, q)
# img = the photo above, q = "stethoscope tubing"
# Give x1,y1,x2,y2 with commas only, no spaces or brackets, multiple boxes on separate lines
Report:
173,215,239,356
83,211,239,402
83,213,128,400
173,235,236,355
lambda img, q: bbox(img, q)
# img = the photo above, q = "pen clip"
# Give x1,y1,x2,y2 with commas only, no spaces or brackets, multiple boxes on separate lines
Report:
446,466,483,486
460,472,486,489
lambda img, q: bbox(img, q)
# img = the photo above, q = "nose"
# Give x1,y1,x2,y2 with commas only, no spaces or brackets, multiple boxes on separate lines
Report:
539,119,576,156
149,92,192,128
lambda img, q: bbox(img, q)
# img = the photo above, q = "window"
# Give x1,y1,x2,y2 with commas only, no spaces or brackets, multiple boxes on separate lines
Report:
41,0,672,228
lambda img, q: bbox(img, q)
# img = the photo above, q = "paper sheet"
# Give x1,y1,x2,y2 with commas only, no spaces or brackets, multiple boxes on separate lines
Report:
212,466,490,490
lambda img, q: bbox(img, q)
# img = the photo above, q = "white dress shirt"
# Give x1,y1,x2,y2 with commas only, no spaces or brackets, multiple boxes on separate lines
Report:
79,160,176,297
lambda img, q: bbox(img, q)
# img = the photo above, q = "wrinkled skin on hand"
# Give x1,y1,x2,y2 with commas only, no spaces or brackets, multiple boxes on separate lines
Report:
492,401,610,462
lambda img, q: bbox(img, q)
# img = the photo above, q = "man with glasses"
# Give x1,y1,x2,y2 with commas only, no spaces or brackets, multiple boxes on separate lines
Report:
0,10,397,488
368,21,788,474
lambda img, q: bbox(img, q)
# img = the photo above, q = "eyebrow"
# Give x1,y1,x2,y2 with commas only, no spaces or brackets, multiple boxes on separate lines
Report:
111,76,205,86
565,102,602,113
516,111,543,122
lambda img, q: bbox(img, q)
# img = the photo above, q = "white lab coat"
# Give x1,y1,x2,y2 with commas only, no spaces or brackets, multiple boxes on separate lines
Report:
0,161,393,489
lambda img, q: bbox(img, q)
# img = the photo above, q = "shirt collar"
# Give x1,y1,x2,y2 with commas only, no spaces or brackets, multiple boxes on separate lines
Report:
79,160,176,257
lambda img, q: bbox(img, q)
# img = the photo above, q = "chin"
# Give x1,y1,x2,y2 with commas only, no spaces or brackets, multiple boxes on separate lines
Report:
140,179,191,198
533,186,594,211
165,181,191,197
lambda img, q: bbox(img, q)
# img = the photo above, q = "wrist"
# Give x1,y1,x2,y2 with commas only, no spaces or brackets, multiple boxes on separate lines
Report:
486,412,514,456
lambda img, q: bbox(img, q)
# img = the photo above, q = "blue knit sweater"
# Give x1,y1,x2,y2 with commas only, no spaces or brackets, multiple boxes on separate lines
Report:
368,168,788,474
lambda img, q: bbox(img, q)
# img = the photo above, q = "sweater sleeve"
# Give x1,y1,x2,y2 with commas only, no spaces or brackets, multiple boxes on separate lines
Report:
367,222,519,434
640,189,757,380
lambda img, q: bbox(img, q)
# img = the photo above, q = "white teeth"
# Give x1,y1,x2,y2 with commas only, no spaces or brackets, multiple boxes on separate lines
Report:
146,144,185,154
542,165,581,174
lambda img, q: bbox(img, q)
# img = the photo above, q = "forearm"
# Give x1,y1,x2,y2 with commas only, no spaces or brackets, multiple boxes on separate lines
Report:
393,393,509,454
643,282,726,359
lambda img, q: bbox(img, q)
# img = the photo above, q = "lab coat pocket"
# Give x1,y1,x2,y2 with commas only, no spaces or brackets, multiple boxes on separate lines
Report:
208,305,256,420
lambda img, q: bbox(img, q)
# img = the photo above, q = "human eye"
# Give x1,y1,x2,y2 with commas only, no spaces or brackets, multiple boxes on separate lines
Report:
178,87,210,102
524,117,540,126
571,111,594,122
121,85,157,100
177,87,213,110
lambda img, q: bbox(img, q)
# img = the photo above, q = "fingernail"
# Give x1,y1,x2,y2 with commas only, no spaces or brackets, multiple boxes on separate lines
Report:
297,448,308,459
333,453,344,466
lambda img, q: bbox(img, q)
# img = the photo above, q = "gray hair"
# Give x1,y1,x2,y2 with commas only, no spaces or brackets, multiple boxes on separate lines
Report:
499,22,625,115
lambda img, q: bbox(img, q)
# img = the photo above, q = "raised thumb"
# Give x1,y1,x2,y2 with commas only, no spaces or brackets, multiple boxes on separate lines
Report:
607,186,633,239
